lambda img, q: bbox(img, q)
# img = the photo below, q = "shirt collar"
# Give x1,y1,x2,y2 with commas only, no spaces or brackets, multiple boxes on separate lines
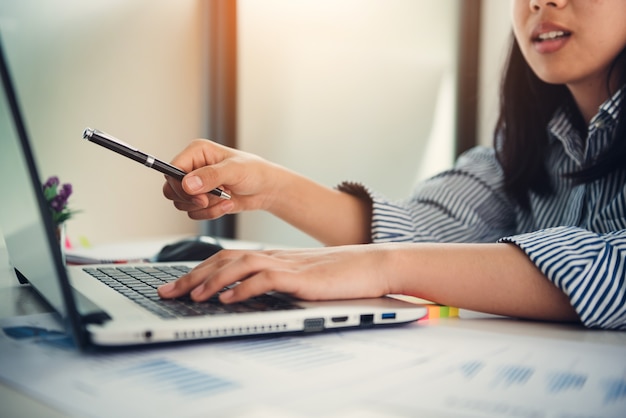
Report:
548,88,623,166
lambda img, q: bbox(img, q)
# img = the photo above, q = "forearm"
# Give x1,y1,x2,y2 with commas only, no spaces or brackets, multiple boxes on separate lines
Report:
386,242,579,322
267,167,372,246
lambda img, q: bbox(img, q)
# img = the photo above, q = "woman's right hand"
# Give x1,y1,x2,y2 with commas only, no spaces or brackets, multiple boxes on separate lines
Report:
162,139,287,221
163,138,372,246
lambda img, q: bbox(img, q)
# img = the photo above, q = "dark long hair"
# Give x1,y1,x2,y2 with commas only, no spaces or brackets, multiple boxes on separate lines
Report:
494,34,626,209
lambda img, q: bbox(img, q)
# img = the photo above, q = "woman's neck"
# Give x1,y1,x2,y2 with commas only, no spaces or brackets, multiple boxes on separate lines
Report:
567,59,624,124
568,82,611,124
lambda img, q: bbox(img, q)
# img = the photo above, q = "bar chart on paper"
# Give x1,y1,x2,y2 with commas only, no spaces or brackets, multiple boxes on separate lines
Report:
546,371,587,394
492,365,534,388
216,337,355,371
602,377,626,404
365,328,626,417
117,358,237,398
452,358,626,403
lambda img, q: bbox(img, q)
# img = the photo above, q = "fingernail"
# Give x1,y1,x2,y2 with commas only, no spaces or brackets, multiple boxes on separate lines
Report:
184,175,203,192
222,200,235,213
159,282,175,294
220,289,234,302
191,284,205,298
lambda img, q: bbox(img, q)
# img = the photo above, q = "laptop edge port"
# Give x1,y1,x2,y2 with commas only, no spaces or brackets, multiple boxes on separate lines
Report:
303,318,325,332
331,316,349,323
360,314,374,328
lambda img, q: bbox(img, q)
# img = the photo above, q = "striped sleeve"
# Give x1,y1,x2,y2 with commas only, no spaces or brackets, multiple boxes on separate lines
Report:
500,227,626,330
339,147,517,244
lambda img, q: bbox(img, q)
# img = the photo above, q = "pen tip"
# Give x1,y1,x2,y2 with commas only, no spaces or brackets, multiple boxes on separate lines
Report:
83,128,94,139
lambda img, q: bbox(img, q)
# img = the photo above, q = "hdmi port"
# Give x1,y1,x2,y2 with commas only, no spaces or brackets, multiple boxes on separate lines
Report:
331,316,348,323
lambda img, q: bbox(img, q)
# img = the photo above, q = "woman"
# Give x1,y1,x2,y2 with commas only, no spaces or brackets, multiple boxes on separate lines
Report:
159,0,626,330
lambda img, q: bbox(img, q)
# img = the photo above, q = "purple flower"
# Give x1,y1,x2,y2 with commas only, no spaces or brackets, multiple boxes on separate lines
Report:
43,175,78,226
51,195,66,211
43,176,60,189
57,183,72,201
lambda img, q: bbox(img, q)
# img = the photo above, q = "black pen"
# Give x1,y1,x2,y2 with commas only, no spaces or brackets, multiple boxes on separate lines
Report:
83,128,231,200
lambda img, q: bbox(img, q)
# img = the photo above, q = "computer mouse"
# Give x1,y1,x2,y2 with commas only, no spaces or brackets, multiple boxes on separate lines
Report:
155,236,223,262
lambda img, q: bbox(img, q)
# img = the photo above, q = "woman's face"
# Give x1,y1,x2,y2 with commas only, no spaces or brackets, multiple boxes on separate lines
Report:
511,0,626,89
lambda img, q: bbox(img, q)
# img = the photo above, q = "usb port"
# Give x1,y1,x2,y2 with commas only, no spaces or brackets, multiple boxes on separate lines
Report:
381,312,396,320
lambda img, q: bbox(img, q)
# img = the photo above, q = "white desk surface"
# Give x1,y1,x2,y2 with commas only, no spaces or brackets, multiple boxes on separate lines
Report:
0,238,625,418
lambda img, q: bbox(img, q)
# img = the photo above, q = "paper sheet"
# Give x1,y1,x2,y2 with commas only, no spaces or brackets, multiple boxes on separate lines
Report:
1,313,625,418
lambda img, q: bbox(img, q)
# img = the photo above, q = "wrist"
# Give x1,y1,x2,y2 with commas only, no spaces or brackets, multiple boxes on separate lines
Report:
374,243,414,296
262,163,301,214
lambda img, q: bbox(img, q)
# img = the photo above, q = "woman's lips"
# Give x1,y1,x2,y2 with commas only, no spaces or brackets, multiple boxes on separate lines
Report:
531,23,572,54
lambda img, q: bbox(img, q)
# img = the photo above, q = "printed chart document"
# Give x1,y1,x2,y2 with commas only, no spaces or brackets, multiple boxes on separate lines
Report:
0,313,625,417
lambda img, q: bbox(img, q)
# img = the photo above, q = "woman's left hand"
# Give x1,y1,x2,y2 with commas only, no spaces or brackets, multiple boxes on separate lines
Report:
157,245,393,303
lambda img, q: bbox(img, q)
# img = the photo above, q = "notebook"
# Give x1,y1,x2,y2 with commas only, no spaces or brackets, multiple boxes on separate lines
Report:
0,35,426,350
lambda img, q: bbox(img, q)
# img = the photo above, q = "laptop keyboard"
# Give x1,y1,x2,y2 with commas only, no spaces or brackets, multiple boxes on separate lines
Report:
83,265,301,319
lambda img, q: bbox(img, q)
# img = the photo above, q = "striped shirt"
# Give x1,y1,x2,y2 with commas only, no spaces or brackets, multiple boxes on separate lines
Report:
339,89,626,330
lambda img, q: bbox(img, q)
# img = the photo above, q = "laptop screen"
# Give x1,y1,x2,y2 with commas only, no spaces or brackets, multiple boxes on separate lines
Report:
0,34,84,346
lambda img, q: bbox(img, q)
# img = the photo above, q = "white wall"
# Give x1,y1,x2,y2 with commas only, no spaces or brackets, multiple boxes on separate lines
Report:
478,0,513,146
237,0,459,247
0,0,510,250
0,0,204,246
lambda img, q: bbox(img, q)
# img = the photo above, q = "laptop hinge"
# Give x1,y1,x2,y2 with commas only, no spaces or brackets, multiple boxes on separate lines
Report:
72,290,112,325
14,268,29,284
81,311,112,325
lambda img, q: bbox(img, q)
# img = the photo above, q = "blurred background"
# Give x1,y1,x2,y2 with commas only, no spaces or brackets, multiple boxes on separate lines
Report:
0,0,510,248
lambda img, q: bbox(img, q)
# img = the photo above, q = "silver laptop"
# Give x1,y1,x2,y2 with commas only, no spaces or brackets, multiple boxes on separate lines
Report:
0,34,426,350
